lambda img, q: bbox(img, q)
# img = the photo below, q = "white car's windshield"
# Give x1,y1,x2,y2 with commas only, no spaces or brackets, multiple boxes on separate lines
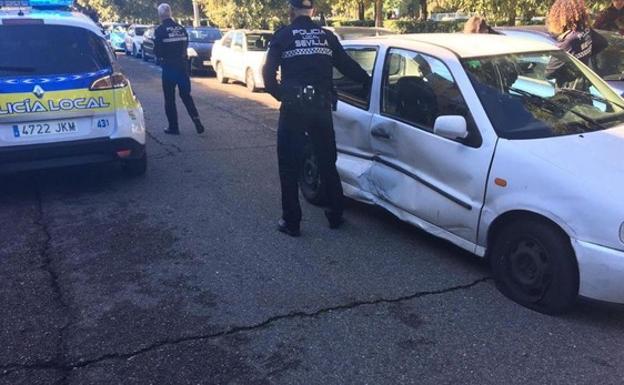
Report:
463,50,624,139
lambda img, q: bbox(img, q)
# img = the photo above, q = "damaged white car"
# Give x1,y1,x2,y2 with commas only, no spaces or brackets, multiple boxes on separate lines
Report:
301,34,624,314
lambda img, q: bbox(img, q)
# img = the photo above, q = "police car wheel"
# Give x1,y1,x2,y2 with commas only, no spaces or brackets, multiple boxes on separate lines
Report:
246,69,257,92
490,218,579,315
300,143,327,206
216,63,228,84
122,153,147,177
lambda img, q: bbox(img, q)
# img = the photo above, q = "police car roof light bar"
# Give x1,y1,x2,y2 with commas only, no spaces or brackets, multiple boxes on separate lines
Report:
0,0,74,10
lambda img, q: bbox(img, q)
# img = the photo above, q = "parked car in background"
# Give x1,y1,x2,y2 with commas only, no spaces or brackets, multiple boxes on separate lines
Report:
328,26,395,40
141,27,156,62
497,26,624,95
186,27,223,74
105,23,129,52
212,29,273,92
124,24,151,58
301,33,624,314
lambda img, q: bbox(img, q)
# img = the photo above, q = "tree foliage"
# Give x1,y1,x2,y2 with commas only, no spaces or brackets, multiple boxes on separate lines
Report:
78,0,613,28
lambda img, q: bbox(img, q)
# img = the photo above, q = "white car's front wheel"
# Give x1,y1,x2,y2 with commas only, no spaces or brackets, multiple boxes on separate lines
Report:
490,218,579,315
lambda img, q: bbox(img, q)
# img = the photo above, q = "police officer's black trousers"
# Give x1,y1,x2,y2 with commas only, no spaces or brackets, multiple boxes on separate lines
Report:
162,65,199,131
277,106,343,228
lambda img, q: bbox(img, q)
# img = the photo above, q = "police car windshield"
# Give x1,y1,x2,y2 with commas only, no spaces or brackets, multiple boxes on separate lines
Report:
246,33,272,51
0,25,111,77
188,28,222,42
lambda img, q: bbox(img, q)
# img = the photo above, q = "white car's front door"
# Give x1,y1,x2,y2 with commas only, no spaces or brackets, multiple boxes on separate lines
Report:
367,48,496,249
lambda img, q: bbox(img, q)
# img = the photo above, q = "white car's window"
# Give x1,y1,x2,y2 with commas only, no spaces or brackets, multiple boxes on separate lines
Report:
463,51,624,139
233,33,244,50
333,47,377,109
246,33,272,51
221,32,233,48
381,48,473,134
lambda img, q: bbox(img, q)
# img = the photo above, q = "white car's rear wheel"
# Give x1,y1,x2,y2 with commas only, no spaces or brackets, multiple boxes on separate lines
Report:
490,219,579,315
300,143,327,206
246,69,257,92
216,63,228,84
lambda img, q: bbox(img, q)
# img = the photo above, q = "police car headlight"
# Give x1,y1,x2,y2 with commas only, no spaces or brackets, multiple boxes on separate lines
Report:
187,47,198,57
90,73,129,91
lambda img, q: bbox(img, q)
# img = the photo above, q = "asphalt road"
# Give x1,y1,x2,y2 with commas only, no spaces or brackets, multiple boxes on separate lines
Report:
1,56,623,385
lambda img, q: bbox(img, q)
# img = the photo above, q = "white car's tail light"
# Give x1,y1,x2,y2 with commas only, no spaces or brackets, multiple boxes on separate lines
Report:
90,73,129,91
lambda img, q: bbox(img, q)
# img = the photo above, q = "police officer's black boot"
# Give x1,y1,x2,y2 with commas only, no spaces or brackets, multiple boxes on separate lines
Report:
193,117,205,134
278,219,301,237
325,210,344,230
164,128,180,135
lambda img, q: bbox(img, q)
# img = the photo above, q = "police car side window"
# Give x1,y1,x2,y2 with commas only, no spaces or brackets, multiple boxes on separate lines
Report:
333,47,377,109
381,49,474,136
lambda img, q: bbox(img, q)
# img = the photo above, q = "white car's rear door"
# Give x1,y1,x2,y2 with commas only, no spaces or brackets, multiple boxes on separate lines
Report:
333,46,379,199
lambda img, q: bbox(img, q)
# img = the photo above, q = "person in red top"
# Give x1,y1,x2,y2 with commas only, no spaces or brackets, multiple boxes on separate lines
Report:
595,0,624,33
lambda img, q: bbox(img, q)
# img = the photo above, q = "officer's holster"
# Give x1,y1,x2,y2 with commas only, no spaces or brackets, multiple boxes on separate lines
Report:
281,85,334,110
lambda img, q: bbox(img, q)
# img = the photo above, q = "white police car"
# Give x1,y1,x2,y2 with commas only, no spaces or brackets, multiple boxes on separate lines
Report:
0,0,147,175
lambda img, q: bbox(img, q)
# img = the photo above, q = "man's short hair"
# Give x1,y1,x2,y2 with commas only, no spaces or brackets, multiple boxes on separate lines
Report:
290,6,313,17
158,3,172,19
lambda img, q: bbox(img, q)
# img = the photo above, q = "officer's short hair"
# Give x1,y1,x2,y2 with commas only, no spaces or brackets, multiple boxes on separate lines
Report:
290,6,313,17
158,3,172,19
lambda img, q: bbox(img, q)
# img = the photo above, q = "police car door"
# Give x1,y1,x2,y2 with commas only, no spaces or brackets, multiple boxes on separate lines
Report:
333,45,379,201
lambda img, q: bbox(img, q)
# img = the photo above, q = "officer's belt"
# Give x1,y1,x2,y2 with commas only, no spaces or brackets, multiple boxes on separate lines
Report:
281,85,333,109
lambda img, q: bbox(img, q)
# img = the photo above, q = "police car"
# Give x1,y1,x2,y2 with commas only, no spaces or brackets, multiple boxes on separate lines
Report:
0,0,147,175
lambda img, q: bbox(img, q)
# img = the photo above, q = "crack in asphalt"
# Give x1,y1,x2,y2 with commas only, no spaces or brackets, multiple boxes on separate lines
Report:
146,130,182,156
0,277,491,376
34,185,71,385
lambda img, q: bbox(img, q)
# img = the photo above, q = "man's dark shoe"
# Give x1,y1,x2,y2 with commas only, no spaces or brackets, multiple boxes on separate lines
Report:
164,128,180,135
278,219,301,237
325,211,344,230
193,117,205,134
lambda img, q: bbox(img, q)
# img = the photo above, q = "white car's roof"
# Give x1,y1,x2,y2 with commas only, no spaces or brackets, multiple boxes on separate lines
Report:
346,33,558,58
0,9,102,36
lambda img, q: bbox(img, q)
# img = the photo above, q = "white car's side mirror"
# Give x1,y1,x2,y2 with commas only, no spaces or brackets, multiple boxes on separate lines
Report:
433,115,468,140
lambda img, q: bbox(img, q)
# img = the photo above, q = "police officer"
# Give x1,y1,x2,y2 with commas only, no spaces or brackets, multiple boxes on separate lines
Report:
263,0,370,237
154,3,205,135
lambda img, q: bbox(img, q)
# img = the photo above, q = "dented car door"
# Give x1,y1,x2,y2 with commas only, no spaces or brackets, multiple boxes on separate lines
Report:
366,48,494,246
333,46,378,199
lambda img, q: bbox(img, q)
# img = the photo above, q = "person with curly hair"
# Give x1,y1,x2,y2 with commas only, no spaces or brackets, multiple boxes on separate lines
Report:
545,0,608,83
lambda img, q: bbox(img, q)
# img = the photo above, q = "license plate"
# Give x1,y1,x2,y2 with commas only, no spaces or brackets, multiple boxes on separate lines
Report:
13,120,78,138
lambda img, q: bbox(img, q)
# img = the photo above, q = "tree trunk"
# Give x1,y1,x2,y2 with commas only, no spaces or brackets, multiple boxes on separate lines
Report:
419,0,428,21
358,1,365,21
507,7,517,26
375,0,383,27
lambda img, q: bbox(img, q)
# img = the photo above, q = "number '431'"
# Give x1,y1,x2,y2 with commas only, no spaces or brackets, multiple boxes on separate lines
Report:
97,119,110,129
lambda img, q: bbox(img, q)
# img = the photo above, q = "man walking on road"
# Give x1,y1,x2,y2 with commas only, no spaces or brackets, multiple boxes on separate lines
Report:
154,3,205,135
263,0,370,237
